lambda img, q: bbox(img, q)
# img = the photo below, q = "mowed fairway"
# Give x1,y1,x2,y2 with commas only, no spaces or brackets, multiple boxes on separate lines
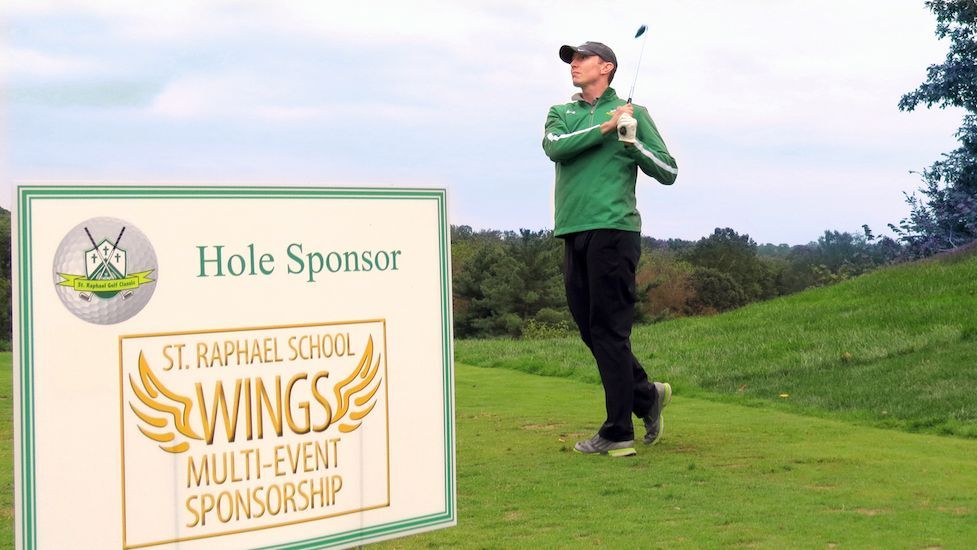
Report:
375,364,977,549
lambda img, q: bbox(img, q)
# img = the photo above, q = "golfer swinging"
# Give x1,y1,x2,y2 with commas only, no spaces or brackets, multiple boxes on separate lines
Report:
542,41,678,457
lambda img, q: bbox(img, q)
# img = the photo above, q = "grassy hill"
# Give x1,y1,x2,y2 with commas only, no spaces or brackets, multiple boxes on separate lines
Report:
457,247,977,438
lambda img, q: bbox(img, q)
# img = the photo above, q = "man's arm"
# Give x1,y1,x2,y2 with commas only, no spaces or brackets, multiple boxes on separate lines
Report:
541,106,604,163
627,106,678,185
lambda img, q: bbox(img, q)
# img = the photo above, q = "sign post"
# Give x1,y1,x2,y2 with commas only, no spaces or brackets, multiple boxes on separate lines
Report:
14,185,456,549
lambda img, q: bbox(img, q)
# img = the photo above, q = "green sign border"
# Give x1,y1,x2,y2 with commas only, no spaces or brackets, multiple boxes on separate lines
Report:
15,185,457,549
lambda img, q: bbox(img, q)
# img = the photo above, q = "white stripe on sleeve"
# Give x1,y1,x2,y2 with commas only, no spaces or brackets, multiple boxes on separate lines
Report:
635,142,679,175
546,124,600,142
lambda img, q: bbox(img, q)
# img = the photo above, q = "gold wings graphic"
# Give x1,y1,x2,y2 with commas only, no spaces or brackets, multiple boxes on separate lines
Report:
332,336,383,433
128,336,383,454
128,352,203,453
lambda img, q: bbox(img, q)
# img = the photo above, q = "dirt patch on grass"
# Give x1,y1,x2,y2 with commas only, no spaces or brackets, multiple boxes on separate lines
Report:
936,506,969,516
521,423,562,431
854,508,887,516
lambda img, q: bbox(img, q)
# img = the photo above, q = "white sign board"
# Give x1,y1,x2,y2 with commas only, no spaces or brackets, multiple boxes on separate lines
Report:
14,185,456,549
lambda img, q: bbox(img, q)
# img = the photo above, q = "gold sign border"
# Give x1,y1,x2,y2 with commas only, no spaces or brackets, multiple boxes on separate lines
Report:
117,319,392,550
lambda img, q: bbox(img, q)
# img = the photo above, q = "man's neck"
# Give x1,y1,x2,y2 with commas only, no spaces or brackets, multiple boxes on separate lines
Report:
579,82,608,104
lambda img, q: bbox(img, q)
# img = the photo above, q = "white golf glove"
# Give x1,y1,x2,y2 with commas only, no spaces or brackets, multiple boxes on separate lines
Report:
617,113,637,144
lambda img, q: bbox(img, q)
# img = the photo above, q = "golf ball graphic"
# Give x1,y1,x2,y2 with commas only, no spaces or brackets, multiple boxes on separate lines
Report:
52,217,158,324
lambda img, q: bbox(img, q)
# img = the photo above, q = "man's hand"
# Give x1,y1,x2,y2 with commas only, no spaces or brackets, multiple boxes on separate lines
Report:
617,113,638,146
600,104,634,135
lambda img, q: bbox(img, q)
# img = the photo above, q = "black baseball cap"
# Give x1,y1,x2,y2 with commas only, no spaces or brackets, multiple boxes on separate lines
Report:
559,41,618,67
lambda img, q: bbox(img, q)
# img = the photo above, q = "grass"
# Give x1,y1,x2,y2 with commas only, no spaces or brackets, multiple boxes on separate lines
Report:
1,353,11,547
457,250,977,437
376,364,977,548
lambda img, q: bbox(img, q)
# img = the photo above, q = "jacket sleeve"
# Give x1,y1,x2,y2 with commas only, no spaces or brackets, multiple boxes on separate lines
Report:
628,106,678,185
541,106,603,163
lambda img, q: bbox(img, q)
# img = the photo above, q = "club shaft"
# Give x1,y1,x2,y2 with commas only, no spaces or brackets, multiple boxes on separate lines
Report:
83,227,99,249
627,30,649,103
108,226,127,260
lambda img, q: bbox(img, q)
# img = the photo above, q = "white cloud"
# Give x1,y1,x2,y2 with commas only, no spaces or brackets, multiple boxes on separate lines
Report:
0,48,99,77
148,72,431,123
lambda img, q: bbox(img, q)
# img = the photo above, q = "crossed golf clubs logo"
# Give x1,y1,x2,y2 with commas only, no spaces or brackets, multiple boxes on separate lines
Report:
53,217,158,324
77,225,132,302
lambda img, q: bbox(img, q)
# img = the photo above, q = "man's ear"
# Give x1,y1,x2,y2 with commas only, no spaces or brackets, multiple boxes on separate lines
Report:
601,62,615,76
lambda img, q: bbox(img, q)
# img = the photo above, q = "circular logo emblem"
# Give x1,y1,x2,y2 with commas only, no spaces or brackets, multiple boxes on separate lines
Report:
53,217,158,324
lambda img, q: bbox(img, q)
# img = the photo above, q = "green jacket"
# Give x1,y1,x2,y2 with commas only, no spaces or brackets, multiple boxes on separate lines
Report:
542,87,678,237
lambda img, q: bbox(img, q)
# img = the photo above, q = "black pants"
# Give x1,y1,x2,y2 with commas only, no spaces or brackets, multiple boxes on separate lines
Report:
563,229,657,442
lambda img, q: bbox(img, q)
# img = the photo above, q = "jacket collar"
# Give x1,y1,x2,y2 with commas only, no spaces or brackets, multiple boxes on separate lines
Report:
572,87,618,106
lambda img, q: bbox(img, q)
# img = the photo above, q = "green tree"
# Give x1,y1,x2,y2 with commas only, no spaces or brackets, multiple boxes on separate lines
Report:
452,235,507,338
757,243,792,259
451,228,569,338
894,0,977,255
635,248,694,322
683,228,773,302
687,267,748,313
779,244,823,292
0,208,9,345
475,229,568,337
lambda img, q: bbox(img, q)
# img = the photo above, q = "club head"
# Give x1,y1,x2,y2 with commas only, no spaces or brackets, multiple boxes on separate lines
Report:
635,25,647,38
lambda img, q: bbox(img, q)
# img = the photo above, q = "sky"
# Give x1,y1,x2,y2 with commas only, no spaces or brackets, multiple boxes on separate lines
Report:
0,0,966,244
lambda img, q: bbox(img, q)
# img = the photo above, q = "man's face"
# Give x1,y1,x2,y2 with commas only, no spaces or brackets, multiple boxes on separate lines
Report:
570,53,612,88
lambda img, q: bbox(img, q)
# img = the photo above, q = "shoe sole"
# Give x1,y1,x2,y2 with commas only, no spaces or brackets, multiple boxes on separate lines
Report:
646,382,672,446
573,446,637,457
607,447,637,457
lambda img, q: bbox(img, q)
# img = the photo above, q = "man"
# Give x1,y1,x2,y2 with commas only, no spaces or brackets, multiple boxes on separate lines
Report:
542,41,678,457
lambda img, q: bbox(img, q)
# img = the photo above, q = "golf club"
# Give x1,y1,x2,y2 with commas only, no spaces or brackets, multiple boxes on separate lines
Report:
617,24,648,144
626,24,648,104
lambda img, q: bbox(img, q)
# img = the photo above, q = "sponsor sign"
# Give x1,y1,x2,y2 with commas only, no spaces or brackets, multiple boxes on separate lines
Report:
14,185,455,549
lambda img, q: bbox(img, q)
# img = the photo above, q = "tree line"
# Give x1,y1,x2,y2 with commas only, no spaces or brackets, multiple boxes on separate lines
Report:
0,211,9,349
451,225,903,339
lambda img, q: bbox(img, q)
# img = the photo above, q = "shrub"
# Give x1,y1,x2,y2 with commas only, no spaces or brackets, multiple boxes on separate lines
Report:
687,267,749,313
635,250,694,322
521,318,575,340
